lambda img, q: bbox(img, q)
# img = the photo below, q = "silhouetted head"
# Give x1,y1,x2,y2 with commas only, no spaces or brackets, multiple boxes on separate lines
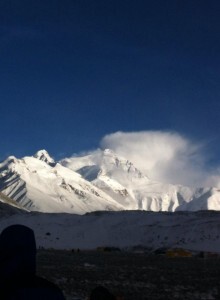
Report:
90,286,115,300
0,224,37,281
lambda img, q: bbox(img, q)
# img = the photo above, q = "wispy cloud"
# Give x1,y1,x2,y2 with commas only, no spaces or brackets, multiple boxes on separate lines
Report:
99,130,219,187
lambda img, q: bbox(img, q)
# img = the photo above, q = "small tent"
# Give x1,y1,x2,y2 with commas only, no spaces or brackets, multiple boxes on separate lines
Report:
166,248,192,257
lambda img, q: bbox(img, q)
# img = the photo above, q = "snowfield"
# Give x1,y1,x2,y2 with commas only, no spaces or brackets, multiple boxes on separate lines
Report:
0,206,220,252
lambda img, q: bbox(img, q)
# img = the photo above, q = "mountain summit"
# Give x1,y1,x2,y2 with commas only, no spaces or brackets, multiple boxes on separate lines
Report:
33,150,55,165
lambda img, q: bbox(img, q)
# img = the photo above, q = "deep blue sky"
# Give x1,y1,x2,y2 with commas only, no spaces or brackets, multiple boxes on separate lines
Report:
1,0,220,161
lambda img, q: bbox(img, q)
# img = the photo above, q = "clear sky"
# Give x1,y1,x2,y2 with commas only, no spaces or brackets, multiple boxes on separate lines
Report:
1,0,220,167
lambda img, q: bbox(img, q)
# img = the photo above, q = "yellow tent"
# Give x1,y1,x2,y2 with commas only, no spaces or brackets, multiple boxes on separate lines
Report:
166,248,192,257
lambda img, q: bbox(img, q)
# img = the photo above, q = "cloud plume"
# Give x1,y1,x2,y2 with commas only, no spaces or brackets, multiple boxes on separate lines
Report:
100,130,215,187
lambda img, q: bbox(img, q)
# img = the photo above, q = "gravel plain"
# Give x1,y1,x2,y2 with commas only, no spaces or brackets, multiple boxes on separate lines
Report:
36,249,220,300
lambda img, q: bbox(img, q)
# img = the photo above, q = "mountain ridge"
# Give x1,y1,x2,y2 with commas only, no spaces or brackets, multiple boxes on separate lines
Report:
0,149,220,213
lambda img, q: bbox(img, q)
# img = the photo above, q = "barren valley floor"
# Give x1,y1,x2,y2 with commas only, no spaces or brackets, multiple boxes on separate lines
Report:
36,249,220,300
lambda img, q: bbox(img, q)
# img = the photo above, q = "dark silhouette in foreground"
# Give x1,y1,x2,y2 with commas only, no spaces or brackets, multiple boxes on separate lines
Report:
89,286,116,300
0,224,65,299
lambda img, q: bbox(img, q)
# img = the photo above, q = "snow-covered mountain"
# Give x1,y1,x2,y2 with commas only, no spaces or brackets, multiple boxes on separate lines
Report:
1,149,220,213
61,149,220,212
0,150,123,214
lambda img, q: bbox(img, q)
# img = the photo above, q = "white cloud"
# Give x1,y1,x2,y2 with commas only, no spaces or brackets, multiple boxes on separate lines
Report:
100,130,216,187
204,172,220,188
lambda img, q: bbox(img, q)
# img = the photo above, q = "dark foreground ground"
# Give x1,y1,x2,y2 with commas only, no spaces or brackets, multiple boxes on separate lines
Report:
37,250,220,300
